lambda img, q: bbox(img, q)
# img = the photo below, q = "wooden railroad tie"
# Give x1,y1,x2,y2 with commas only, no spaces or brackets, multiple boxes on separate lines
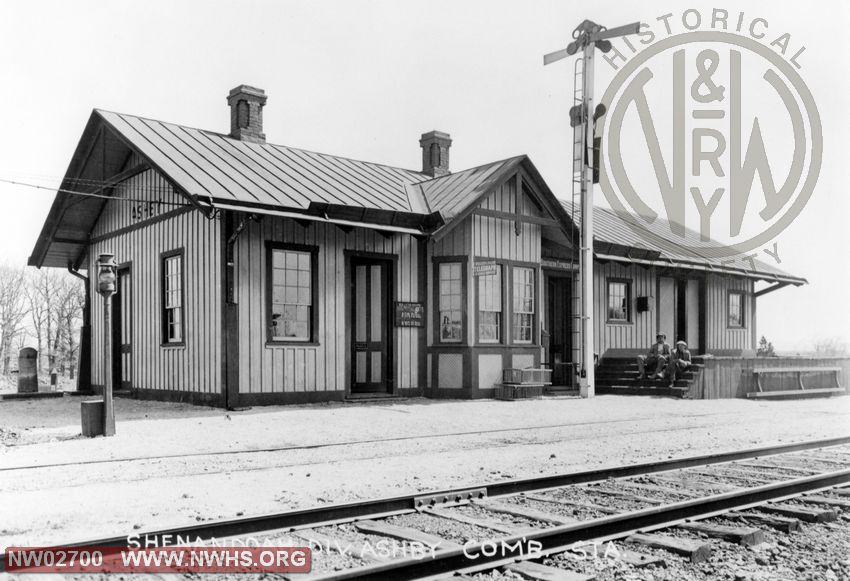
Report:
474,500,577,525
580,487,664,505
726,511,802,533
625,533,712,563
733,462,817,476
291,529,391,564
648,475,740,493
522,493,620,514
502,561,596,581
424,507,533,535
677,521,764,546
353,520,461,550
758,503,838,523
796,495,850,509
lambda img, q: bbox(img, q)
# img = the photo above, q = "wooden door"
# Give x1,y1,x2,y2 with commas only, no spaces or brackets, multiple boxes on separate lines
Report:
350,258,391,394
546,276,572,386
113,268,132,390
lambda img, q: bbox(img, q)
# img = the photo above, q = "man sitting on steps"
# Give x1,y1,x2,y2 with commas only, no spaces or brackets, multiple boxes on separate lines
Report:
637,332,671,379
667,340,692,387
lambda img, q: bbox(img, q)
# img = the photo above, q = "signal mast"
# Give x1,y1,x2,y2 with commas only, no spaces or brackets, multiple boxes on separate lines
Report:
544,20,640,397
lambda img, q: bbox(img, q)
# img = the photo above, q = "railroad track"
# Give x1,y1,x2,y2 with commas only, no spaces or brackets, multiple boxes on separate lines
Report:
2,436,849,579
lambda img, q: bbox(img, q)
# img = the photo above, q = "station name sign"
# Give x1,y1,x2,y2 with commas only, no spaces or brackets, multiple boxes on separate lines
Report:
394,302,424,327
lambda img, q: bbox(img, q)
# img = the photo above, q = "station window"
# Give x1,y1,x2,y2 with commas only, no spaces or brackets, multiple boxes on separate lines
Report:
512,267,535,343
607,279,631,322
268,245,317,343
477,265,502,343
728,291,745,328
161,250,184,344
438,262,463,343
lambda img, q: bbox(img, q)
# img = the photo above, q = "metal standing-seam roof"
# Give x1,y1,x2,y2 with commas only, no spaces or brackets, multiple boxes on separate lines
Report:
98,110,430,213
26,107,806,289
563,202,806,285
416,156,526,218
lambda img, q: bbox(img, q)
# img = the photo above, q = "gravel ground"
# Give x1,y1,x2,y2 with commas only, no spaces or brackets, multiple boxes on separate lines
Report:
0,394,847,566
535,513,850,581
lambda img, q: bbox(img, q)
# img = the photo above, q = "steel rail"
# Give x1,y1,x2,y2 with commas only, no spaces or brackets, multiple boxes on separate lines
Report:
316,468,850,580
1,435,848,572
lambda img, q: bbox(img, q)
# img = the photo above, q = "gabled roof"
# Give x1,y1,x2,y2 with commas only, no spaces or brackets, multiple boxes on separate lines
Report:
417,156,525,218
27,107,806,288
563,203,806,285
29,110,575,268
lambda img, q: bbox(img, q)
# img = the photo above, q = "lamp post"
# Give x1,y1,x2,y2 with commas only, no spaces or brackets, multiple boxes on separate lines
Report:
97,252,117,437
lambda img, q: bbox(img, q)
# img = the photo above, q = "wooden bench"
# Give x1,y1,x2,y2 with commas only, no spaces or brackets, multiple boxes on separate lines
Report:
748,367,845,399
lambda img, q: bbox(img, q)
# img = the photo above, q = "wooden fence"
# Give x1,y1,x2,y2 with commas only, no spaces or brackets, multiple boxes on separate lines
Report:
690,356,850,399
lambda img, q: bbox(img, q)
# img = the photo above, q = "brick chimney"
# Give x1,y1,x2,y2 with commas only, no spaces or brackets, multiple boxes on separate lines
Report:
419,130,451,177
227,85,267,143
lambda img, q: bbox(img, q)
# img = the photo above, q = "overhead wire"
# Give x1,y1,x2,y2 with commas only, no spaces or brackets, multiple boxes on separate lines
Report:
0,177,192,207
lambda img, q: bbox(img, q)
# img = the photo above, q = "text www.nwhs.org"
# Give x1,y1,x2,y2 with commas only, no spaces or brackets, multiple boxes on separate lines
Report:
5,546,312,573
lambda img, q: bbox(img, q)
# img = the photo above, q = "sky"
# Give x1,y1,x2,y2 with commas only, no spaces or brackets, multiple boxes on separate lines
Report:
0,0,847,353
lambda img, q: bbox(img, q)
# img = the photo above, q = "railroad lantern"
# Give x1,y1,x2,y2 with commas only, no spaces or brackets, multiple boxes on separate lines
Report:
97,253,117,297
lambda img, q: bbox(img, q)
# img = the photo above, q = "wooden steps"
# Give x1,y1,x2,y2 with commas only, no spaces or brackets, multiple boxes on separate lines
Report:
593,357,702,398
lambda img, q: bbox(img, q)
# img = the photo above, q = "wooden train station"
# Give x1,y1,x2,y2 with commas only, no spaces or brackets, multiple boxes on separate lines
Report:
28,85,818,407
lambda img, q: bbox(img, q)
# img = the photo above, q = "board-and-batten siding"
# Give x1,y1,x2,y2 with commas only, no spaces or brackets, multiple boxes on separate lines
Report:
88,164,221,397
471,177,541,262
704,274,755,352
234,218,422,394
592,262,655,357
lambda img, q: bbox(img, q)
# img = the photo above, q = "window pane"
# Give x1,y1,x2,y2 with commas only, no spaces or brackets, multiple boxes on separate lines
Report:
439,263,463,343
163,254,183,343
728,293,743,327
270,249,313,341
478,265,502,342
512,267,534,343
607,281,629,321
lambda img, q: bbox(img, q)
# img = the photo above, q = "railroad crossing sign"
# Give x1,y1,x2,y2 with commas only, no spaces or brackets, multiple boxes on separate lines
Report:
544,19,639,399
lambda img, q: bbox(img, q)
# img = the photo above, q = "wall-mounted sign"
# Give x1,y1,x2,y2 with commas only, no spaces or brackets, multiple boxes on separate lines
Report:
394,302,424,327
541,258,578,271
472,261,498,276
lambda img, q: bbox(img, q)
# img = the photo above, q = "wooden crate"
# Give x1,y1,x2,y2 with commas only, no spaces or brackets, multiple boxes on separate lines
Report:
495,384,545,401
502,368,553,385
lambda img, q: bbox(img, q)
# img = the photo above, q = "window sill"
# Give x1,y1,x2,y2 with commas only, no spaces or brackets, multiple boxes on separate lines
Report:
266,341,320,348
606,320,634,325
161,342,186,348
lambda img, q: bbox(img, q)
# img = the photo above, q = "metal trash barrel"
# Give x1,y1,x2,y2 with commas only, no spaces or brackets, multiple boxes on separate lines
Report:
17,348,38,393
81,400,105,437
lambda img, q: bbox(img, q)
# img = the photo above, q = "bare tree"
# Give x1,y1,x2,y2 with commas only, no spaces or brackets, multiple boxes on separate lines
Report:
57,276,84,379
25,270,49,372
23,269,84,377
0,265,29,374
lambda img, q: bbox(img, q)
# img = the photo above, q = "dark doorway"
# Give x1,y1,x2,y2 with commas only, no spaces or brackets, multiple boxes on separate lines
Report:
112,268,132,390
546,275,573,387
350,257,393,394
673,278,703,352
